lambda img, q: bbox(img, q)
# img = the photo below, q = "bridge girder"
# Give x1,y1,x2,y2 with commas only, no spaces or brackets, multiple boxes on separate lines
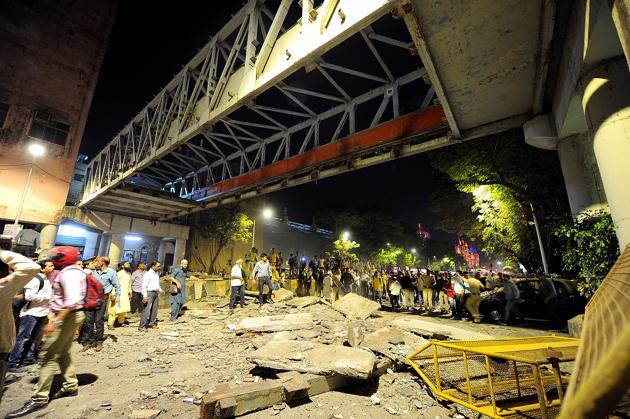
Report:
81,0,444,214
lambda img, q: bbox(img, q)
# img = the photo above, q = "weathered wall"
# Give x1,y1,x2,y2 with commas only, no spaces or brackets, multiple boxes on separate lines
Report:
0,0,118,224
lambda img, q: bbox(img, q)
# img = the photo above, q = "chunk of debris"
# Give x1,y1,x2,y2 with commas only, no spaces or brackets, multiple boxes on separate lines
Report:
390,318,492,340
296,329,321,339
272,288,294,303
129,409,161,419
362,326,427,363
287,296,320,308
252,331,298,349
347,322,364,348
200,372,353,419
332,293,380,320
235,313,314,335
247,340,376,379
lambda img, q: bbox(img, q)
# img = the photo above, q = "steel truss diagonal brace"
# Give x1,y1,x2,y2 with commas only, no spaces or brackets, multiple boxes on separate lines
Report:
80,0,396,206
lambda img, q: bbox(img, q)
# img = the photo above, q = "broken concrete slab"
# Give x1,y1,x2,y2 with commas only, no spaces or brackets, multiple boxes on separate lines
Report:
361,326,427,363
296,329,321,339
272,288,293,303
129,410,161,419
235,313,314,335
347,322,364,348
332,293,380,320
287,296,320,308
247,340,376,379
200,371,354,419
390,318,492,340
252,331,298,349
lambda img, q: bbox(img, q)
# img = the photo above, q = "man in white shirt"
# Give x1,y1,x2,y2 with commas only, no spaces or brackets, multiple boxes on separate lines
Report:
229,259,245,310
0,251,40,403
138,261,162,332
8,260,53,370
252,253,273,307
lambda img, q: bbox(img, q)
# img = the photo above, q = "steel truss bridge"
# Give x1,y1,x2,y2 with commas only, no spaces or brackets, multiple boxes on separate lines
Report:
80,0,459,221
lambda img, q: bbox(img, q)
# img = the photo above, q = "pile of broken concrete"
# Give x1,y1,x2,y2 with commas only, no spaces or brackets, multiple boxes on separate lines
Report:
201,292,434,418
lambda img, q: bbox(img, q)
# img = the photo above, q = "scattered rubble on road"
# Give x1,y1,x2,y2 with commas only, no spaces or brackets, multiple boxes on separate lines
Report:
1,292,552,418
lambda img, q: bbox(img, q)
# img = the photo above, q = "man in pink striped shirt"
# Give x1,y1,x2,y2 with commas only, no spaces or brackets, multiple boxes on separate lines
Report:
7,246,86,418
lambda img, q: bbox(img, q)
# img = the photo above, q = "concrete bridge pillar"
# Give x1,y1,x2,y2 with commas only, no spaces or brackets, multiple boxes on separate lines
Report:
174,238,186,267
556,133,608,217
98,233,111,257
108,232,125,269
580,57,630,248
524,115,608,219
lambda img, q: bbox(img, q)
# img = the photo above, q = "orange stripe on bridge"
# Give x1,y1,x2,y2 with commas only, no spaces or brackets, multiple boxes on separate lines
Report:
191,106,446,201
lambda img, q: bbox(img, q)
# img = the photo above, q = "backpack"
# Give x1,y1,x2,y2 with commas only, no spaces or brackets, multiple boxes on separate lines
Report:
12,275,45,313
84,272,106,310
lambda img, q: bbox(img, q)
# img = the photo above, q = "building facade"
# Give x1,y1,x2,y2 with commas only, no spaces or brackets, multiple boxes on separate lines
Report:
0,0,118,247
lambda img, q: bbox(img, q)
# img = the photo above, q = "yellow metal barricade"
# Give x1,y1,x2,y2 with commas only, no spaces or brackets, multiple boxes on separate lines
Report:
407,336,579,418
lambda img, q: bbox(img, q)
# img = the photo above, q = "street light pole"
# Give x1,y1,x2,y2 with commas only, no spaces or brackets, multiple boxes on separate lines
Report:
14,163,34,226
14,142,46,226
530,203,549,275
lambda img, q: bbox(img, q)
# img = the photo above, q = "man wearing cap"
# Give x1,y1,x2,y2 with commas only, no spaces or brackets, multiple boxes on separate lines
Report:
252,253,273,307
170,259,190,321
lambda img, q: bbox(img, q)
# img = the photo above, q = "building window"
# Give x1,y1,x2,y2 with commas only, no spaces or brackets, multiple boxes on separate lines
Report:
0,102,8,127
73,173,85,182
28,110,70,146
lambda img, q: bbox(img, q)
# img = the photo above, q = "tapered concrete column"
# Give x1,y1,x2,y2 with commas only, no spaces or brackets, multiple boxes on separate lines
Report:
108,233,125,269
523,115,608,218
174,238,186,266
39,224,58,250
157,239,168,263
98,233,111,256
557,134,608,217
580,57,630,247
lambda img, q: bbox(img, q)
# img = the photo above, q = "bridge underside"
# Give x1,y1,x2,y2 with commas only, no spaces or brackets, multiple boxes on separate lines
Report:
80,0,553,220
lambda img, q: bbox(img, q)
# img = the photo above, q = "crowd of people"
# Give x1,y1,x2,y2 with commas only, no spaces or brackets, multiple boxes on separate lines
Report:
226,247,562,329
0,246,194,417
0,243,563,416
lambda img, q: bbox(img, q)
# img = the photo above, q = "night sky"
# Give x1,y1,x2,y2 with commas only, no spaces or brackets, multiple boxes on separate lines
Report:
82,1,451,243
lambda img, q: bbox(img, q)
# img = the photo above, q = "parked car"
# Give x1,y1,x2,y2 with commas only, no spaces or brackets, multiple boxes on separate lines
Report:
479,277,587,323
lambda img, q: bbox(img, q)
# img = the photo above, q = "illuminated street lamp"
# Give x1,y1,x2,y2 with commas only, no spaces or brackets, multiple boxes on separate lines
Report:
14,142,46,225
252,207,273,248
342,231,350,241
386,242,391,247
411,248,417,254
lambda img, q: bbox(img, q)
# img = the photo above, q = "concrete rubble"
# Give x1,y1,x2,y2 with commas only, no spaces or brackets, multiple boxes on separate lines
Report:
235,313,314,335
390,317,493,340
332,293,381,320
271,288,294,303
361,326,428,363
286,296,321,308
3,292,530,419
247,340,376,379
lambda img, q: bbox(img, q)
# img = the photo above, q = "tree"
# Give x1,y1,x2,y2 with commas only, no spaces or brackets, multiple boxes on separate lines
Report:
317,206,420,258
191,206,253,273
552,209,619,297
374,246,404,267
428,129,571,272
333,233,360,263
430,256,455,271
403,252,418,269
